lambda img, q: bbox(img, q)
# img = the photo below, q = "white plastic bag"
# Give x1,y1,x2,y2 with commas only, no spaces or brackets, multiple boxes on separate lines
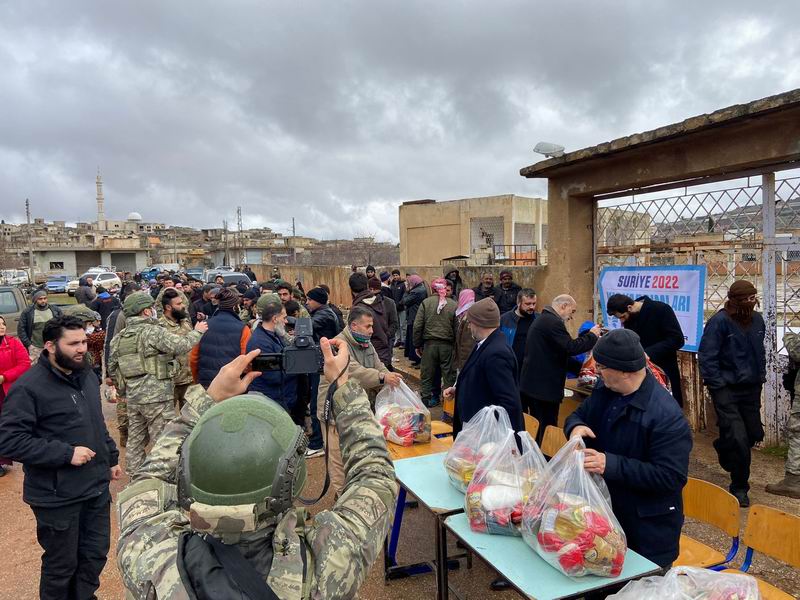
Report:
465,431,547,536
444,405,512,492
521,437,627,578
608,566,761,599
375,380,431,446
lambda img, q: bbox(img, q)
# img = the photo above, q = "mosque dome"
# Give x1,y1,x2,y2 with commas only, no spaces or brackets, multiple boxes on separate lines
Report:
127,212,143,222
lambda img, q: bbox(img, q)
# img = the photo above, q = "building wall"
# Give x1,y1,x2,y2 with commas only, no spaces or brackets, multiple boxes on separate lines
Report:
35,251,79,275
399,195,547,265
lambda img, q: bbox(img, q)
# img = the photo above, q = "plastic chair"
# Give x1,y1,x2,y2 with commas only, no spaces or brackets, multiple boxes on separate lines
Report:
523,413,539,442
722,504,800,600
674,477,739,569
540,426,567,458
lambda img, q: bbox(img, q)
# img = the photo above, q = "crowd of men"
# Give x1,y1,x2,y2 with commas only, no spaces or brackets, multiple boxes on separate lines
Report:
0,263,798,598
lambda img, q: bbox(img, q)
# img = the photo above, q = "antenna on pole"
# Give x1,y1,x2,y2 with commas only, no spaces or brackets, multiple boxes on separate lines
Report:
223,219,229,267
26,198,34,283
236,206,243,267
292,217,296,264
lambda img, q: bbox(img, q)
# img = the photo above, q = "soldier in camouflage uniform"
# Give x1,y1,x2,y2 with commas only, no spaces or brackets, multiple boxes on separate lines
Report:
158,288,195,411
766,332,800,498
116,340,397,600
108,292,208,476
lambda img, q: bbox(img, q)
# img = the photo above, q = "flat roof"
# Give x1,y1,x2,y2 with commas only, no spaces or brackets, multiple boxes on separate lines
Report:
520,88,800,179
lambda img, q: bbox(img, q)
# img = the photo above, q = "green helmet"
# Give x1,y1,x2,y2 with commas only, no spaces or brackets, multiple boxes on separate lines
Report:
64,304,101,323
178,394,307,539
256,292,281,314
123,291,155,317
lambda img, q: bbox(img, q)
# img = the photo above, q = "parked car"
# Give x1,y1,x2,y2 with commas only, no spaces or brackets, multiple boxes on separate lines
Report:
1,269,29,285
45,274,70,294
206,272,253,285
67,271,122,296
0,285,29,337
66,278,79,296
184,268,205,280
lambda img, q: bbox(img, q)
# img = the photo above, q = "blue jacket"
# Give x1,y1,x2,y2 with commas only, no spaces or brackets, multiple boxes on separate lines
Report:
500,309,537,374
565,373,692,567
453,328,524,437
246,326,297,411
196,310,246,387
698,310,766,390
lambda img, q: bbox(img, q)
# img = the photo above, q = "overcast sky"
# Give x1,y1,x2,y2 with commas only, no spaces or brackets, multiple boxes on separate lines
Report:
1,1,799,241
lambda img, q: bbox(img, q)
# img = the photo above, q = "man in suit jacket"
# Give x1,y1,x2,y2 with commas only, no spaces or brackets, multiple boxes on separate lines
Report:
444,298,523,437
520,294,601,444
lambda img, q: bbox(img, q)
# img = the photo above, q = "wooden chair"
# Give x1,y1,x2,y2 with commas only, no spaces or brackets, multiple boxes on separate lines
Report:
557,397,581,428
674,477,740,569
523,414,539,442
540,426,567,458
431,420,453,438
722,504,800,599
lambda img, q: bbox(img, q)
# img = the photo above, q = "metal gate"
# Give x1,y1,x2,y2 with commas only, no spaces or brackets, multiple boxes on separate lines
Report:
593,172,800,445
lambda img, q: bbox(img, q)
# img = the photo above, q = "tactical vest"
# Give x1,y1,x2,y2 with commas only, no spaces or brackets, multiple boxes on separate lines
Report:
114,325,176,382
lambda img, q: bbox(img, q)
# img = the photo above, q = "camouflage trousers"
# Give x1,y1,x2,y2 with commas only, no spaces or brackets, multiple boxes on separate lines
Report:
28,345,43,365
125,401,176,476
117,399,128,444
787,400,800,476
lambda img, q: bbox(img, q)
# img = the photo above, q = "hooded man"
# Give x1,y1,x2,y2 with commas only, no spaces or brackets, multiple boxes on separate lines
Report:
89,286,121,330
75,275,97,306
698,280,766,507
18,289,64,363
443,264,464,299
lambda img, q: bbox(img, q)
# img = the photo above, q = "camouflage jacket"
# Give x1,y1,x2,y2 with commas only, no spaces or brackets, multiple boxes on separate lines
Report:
785,333,800,395
116,380,397,600
158,315,194,386
108,316,202,405
154,287,192,319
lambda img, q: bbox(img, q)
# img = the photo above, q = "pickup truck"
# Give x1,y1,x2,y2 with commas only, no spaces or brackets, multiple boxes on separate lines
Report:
0,285,30,337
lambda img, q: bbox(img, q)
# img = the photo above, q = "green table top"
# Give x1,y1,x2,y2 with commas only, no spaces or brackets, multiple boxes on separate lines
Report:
394,451,465,514
445,513,660,600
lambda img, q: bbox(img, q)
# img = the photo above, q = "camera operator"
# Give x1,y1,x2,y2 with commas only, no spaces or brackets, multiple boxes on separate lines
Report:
246,297,297,413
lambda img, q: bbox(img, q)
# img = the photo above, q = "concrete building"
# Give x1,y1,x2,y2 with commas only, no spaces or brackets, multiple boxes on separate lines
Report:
398,194,547,266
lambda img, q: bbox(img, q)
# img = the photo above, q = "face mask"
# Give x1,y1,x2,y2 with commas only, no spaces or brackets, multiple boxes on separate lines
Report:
350,329,371,346
85,326,95,334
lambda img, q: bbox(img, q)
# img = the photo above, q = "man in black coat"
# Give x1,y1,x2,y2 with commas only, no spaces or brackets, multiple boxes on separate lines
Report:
0,315,121,600
606,293,685,406
566,329,691,569
493,270,522,314
520,294,600,444
306,287,342,341
444,298,524,437
472,271,497,301
699,280,766,507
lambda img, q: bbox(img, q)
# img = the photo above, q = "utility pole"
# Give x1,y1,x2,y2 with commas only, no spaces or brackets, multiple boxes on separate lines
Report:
292,217,296,265
173,229,178,265
25,198,34,283
236,206,243,267
223,219,229,267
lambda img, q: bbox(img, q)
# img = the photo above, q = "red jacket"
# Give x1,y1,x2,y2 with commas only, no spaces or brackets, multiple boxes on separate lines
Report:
0,335,30,395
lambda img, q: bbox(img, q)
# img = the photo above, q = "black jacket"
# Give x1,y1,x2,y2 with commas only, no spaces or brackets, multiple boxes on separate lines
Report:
698,310,766,390
494,283,522,315
17,303,64,348
352,292,393,365
389,280,406,310
0,354,119,507
329,304,345,332
89,294,121,330
623,296,685,404
310,305,341,342
398,283,427,325
473,284,497,302
565,373,692,567
520,306,598,403
453,328,524,437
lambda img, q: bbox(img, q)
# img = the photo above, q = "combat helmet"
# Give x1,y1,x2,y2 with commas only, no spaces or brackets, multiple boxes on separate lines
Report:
123,291,155,317
177,394,307,542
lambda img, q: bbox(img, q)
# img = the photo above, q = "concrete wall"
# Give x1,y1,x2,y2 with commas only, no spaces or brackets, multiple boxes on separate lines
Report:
250,264,548,308
398,195,547,265
34,251,79,276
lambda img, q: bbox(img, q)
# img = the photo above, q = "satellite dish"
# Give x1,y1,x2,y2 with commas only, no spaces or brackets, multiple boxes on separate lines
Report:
533,142,565,158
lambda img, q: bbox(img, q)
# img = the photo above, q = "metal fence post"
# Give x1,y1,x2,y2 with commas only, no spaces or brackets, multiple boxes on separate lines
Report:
761,172,779,446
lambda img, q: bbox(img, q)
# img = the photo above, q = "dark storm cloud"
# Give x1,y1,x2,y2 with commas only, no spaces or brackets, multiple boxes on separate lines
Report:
1,0,799,240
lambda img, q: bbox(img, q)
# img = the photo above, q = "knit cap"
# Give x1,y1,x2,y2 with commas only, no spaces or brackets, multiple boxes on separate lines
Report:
307,287,328,305
466,298,500,328
215,288,240,311
592,328,646,372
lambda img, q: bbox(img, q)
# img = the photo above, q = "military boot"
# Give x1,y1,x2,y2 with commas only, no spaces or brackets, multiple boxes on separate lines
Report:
765,473,800,499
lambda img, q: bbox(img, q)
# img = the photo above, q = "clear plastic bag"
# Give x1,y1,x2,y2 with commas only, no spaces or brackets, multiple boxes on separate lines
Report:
465,431,547,536
375,380,431,446
444,405,513,492
608,566,761,599
521,437,627,578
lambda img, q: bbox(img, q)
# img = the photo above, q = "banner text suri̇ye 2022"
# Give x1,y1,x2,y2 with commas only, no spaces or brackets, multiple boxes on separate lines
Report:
597,265,707,352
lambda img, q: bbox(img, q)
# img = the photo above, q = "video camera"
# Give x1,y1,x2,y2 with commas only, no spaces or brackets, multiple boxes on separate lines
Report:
251,317,323,374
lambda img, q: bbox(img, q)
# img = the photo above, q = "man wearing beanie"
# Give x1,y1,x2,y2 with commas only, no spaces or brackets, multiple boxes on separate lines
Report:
306,287,341,341
18,289,63,364
444,298,523,437
189,287,252,388
566,328,692,570
520,294,601,444
699,279,765,506
239,288,260,323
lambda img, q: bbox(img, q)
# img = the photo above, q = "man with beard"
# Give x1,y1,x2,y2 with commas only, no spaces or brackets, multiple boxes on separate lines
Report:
699,280,766,507
493,270,522,314
0,315,121,600
499,288,538,375
606,292,685,406
109,292,207,476
472,271,497,301
159,288,195,410
246,298,298,414
18,289,63,364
